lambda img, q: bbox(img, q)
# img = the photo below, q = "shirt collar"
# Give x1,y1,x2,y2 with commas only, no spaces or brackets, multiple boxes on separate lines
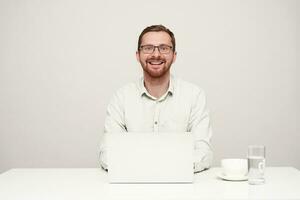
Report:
139,75,175,99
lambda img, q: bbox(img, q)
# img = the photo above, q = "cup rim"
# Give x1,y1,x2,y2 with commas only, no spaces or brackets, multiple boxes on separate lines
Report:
221,158,248,164
221,158,247,161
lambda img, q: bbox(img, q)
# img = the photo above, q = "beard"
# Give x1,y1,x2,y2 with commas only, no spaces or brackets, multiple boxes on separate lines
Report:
140,56,173,78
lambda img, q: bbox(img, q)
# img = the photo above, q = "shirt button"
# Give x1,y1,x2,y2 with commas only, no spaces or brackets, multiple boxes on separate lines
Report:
154,121,158,125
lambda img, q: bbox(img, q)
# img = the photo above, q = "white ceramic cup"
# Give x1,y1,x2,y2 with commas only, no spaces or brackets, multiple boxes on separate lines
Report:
221,158,248,177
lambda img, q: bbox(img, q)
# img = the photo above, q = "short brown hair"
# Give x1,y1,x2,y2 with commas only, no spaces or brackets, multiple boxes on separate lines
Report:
137,25,176,51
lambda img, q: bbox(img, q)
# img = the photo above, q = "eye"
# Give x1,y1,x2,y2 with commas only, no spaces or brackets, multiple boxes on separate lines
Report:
160,45,170,51
143,45,154,51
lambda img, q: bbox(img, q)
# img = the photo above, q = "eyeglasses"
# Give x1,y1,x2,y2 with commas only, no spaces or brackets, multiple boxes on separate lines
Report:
139,44,173,54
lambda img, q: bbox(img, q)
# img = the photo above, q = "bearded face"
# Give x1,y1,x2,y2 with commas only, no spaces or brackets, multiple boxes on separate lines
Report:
136,32,176,78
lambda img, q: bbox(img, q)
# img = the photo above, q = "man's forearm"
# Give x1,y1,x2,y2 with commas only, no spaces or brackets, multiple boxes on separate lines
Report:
193,140,213,173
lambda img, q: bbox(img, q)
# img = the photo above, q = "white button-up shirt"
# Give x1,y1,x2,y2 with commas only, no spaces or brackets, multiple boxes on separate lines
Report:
100,76,213,172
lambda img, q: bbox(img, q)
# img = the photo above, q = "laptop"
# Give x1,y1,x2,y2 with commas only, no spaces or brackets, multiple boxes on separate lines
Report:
107,132,194,183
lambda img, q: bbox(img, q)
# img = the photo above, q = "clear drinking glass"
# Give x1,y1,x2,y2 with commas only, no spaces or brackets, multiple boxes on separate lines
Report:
247,145,266,185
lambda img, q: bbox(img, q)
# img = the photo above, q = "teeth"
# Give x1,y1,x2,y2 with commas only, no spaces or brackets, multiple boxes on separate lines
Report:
149,61,164,65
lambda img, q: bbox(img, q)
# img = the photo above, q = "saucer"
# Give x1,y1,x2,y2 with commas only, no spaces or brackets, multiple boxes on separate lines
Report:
217,172,248,181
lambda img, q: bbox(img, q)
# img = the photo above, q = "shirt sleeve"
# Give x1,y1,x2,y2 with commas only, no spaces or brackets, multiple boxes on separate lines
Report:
99,91,127,170
188,89,213,173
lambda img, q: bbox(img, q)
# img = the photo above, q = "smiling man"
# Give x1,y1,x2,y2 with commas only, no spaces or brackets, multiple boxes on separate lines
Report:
100,25,213,173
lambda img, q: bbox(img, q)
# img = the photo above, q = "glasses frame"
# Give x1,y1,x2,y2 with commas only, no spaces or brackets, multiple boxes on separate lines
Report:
139,44,173,54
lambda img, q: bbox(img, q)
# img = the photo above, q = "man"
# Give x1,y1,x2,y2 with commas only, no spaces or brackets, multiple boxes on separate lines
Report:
100,25,213,172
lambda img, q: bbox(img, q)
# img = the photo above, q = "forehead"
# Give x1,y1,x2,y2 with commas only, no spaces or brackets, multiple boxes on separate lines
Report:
141,31,172,45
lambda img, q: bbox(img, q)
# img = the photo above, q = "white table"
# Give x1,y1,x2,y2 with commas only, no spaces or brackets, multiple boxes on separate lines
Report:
0,167,299,200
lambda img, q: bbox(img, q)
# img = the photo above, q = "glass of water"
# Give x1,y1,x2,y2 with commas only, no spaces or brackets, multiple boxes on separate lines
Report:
247,145,266,185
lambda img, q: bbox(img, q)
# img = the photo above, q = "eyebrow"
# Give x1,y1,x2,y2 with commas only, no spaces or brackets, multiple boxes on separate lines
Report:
140,44,172,46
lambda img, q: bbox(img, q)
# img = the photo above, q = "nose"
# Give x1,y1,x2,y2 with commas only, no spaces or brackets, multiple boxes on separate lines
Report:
152,46,161,56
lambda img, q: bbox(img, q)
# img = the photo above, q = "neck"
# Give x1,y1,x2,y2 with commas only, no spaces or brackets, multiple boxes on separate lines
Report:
143,72,170,99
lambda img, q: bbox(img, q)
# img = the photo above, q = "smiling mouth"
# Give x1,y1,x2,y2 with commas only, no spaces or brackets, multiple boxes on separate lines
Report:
147,61,165,65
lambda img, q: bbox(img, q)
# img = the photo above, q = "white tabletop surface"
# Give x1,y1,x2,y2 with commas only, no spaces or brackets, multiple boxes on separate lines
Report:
0,167,299,200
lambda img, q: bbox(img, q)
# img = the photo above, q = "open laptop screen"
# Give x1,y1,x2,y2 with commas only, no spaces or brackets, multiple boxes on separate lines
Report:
107,132,194,183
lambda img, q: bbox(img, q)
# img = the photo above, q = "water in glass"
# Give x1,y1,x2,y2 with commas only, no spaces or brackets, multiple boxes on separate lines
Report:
248,156,265,184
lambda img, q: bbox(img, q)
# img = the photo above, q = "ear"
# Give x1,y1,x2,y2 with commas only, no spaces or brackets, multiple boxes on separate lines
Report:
136,51,140,62
172,51,177,63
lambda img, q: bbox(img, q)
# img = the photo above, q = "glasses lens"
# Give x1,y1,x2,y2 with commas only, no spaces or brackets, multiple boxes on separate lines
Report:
141,45,154,53
159,45,171,54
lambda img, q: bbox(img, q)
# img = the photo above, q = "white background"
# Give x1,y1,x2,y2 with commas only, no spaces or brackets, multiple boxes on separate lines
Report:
0,0,299,173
